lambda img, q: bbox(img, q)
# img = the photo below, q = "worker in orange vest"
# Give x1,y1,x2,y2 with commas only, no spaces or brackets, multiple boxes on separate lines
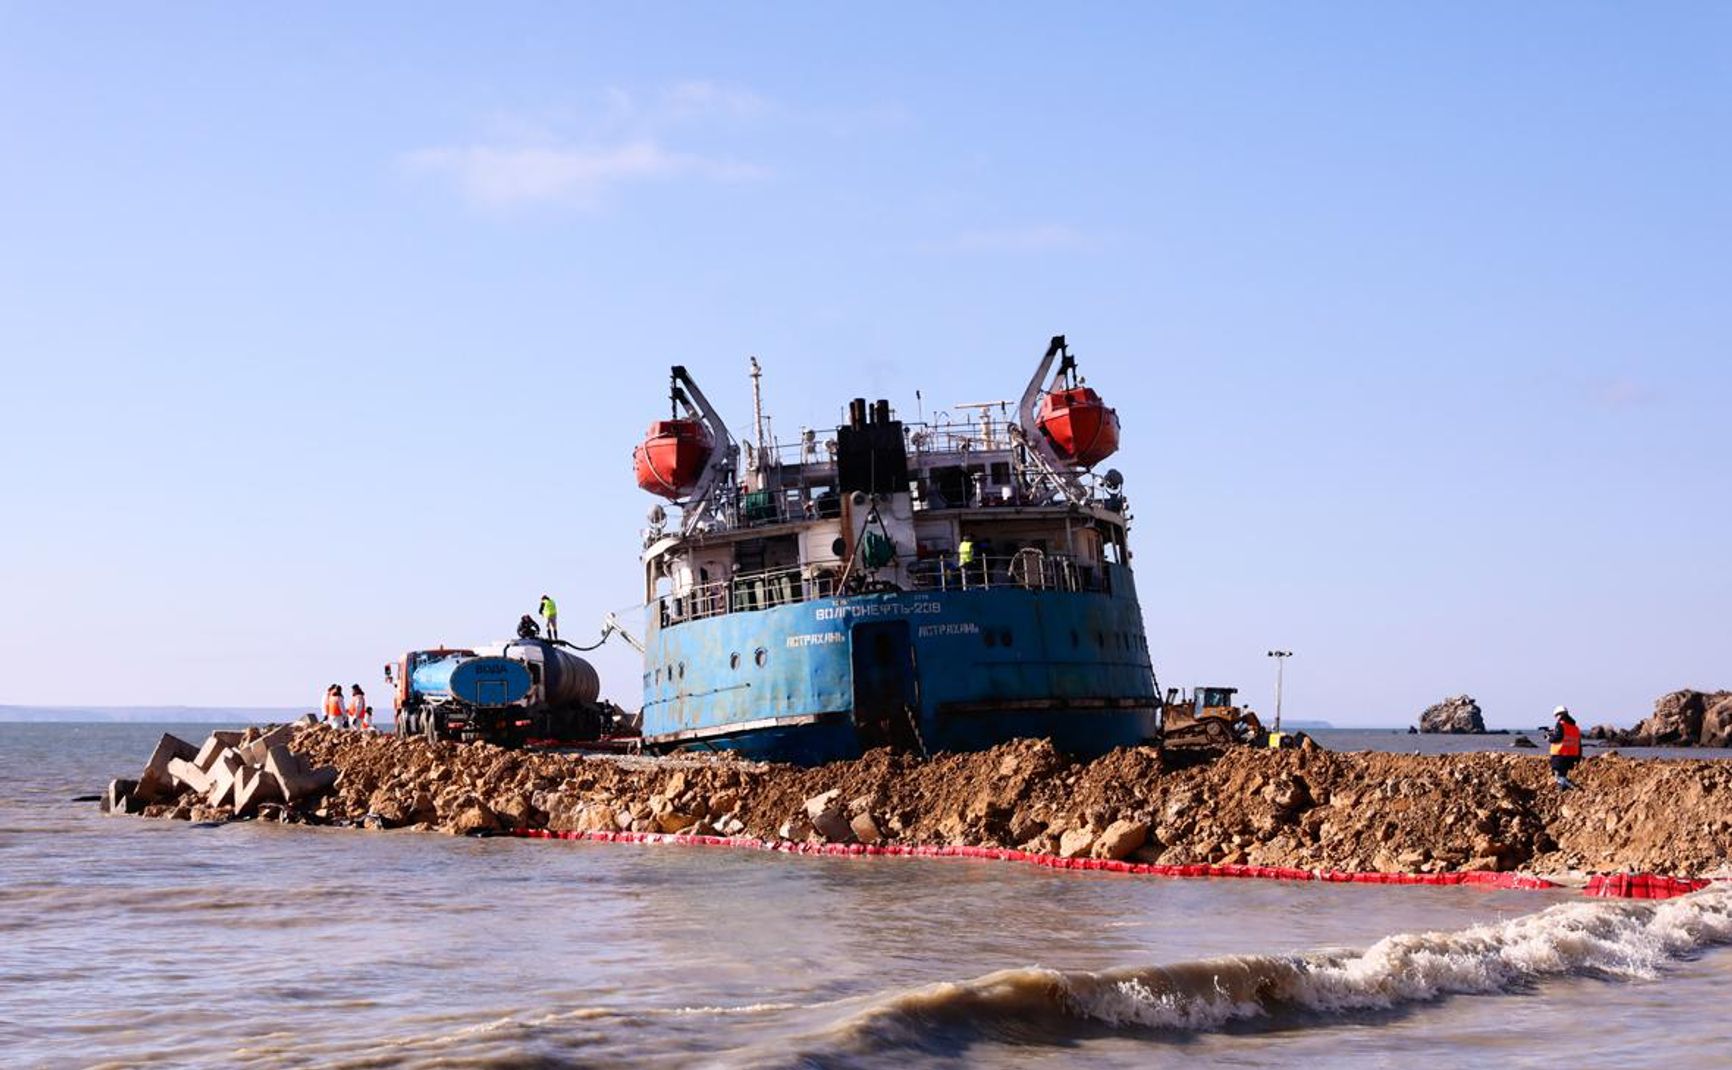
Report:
348,684,369,730
1548,705,1582,790
322,684,346,728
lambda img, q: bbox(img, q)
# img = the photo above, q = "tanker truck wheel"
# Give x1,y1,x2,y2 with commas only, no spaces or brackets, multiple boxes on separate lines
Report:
424,711,441,744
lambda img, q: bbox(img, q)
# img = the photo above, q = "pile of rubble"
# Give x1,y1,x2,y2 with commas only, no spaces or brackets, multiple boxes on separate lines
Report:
105,725,1732,878
102,718,337,821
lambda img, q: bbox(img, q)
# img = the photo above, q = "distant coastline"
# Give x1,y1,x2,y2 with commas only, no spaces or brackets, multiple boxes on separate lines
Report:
0,705,304,724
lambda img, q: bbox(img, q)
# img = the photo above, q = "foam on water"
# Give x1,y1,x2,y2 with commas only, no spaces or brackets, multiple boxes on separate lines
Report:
784,883,1732,1055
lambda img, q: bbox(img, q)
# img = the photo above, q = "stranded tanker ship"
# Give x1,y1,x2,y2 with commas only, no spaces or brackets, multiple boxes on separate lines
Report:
632,336,1160,764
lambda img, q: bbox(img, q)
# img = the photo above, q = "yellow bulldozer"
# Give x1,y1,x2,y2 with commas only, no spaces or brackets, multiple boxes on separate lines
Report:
1159,686,1267,747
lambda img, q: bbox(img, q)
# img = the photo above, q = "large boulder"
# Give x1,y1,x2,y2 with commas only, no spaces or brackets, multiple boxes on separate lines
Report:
1625,689,1732,746
1419,695,1485,734
1701,694,1732,748
1094,819,1149,861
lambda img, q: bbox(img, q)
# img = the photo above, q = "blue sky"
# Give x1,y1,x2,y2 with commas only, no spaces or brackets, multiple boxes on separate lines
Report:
2,4,1726,727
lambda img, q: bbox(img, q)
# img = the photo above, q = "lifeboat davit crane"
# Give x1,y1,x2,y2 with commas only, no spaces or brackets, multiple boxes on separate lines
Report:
1031,337,1120,468
1015,335,1120,506
633,366,736,531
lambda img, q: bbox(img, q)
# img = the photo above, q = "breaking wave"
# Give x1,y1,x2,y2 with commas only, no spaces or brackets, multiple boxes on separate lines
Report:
792,884,1732,1056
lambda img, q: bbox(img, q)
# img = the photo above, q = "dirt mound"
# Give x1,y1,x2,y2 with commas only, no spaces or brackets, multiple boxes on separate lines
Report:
111,725,1732,879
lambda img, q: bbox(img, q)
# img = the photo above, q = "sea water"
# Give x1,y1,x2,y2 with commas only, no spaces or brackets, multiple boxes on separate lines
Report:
3,722,1729,1068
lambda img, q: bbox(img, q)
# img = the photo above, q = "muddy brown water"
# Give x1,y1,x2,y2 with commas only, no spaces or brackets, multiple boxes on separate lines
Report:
5,722,1731,1068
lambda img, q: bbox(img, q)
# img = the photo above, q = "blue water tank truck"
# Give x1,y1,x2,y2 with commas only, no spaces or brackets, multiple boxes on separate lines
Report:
386,638,632,747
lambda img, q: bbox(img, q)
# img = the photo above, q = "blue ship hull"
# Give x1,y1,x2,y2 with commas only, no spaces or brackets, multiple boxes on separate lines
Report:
640,563,1158,764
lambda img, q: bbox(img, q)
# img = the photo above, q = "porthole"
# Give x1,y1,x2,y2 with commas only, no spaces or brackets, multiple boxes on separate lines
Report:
1070,629,1079,648
984,631,998,648
754,647,768,667
1000,629,1013,647
729,652,741,670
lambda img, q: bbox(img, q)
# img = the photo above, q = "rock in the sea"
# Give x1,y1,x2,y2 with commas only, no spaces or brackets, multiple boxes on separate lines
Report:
1702,694,1732,748
1419,695,1485,734
1623,689,1732,747
1511,736,1537,749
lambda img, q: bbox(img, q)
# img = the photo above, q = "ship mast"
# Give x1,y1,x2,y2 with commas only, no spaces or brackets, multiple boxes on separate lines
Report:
749,356,765,474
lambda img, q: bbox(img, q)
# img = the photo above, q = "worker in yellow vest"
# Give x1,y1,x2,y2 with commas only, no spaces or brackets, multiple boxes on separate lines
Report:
539,593,559,641
958,537,976,586
348,685,368,731
1548,706,1582,790
322,684,346,728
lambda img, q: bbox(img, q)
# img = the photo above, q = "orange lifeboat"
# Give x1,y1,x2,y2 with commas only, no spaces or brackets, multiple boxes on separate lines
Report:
1036,387,1120,467
633,419,714,499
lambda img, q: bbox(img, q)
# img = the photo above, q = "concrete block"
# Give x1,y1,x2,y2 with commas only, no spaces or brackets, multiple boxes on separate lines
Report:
265,744,337,802
193,732,244,772
137,734,199,803
206,751,243,808
233,766,284,816
235,723,295,766
102,777,139,815
264,743,305,781
167,757,213,796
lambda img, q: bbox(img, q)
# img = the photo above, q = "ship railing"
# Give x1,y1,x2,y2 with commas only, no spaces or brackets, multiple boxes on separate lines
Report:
657,552,1107,626
748,416,1020,466
905,551,1108,594
659,565,841,626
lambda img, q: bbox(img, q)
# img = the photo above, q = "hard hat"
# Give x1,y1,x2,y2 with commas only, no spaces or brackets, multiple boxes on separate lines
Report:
1553,705,1569,716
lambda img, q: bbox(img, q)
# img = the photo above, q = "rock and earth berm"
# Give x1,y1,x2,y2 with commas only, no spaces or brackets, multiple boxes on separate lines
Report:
105,716,1732,880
